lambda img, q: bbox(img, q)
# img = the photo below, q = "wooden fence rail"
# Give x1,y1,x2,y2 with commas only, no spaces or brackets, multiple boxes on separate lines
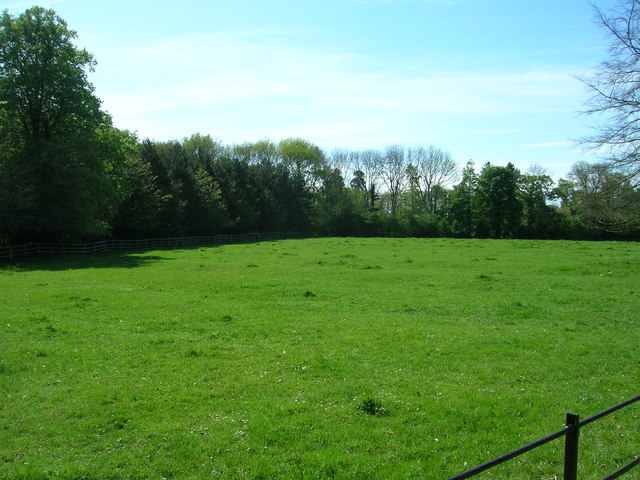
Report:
0,232,307,261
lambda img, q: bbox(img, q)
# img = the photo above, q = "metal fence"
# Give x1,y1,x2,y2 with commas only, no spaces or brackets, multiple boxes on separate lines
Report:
0,232,309,261
447,395,639,480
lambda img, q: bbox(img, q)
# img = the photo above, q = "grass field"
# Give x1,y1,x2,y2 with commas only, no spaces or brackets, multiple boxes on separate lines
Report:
0,237,638,479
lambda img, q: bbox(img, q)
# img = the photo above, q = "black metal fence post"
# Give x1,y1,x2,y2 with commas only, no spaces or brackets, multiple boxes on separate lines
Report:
447,396,639,480
564,413,580,480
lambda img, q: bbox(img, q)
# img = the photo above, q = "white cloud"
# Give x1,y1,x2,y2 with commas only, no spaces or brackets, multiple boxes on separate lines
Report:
91,30,586,147
524,141,575,149
3,1,73,13
351,0,459,4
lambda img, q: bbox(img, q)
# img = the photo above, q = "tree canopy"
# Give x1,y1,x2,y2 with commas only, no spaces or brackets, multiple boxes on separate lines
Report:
0,7,116,243
0,6,638,245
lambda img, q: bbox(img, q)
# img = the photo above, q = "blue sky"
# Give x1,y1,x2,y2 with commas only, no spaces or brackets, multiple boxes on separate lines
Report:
5,0,621,178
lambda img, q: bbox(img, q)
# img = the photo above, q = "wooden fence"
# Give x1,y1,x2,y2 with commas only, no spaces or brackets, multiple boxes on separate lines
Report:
0,232,309,261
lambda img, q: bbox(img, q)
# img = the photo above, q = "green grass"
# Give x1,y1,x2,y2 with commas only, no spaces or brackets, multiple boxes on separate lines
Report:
0,237,638,479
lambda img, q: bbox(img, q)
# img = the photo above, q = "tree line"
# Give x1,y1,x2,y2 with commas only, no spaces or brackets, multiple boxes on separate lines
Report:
1,6,639,246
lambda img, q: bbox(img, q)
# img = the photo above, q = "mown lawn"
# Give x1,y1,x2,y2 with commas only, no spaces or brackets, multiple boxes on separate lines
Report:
0,237,638,479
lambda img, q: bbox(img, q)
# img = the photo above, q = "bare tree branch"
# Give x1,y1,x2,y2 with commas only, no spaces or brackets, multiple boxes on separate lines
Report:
581,0,640,182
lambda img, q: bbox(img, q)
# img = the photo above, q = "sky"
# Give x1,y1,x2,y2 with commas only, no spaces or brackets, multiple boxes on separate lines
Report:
4,0,624,179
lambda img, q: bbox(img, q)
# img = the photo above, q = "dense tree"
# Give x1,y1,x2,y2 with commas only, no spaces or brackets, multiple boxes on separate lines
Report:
110,135,167,238
553,178,576,211
449,161,478,237
231,139,279,166
183,133,224,171
476,163,522,238
313,168,348,234
518,166,559,237
138,140,187,235
202,155,255,232
404,163,423,217
0,7,116,242
350,169,366,193
190,167,229,234
278,138,327,192
250,160,293,231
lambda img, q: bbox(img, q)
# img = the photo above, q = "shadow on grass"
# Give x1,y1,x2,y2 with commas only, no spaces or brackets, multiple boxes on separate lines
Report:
2,252,172,272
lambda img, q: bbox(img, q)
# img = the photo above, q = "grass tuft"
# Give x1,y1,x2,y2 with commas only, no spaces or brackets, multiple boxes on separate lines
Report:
357,397,388,416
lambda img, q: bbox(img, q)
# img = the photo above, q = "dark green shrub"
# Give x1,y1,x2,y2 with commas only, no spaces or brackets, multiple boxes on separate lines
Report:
357,397,387,416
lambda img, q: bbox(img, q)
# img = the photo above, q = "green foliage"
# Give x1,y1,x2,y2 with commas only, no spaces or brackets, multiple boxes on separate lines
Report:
357,397,388,416
0,7,99,137
111,153,168,238
139,139,189,236
449,161,479,237
183,133,224,170
350,169,366,192
279,138,327,181
192,167,229,234
0,7,116,242
231,138,279,165
476,162,522,238
1,6,637,243
0,238,638,478
518,170,557,238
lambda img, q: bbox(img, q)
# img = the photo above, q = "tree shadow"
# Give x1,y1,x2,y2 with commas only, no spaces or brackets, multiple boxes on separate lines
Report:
1,251,172,272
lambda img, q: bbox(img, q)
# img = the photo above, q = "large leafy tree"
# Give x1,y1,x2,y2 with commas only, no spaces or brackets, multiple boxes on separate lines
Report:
0,7,115,242
183,133,224,170
449,161,478,237
476,163,522,238
105,130,168,238
278,138,328,191
232,139,279,166
518,166,558,238
277,138,327,228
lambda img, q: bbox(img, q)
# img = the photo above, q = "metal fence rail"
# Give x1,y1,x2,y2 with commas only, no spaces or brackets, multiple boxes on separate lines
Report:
0,232,307,261
447,395,639,480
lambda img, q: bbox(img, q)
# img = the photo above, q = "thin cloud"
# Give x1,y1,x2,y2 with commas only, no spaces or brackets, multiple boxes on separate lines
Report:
4,1,72,13
351,0,459,4
459,128,525,136
524,141,574,149
92,30,586,145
